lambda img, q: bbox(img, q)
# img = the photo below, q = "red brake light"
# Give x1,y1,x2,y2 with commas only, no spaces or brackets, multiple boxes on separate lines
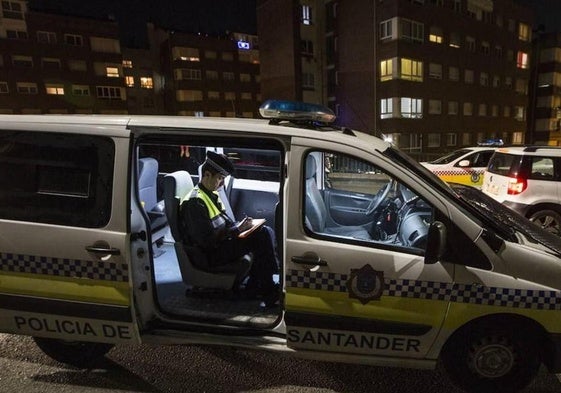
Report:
507,177,527,195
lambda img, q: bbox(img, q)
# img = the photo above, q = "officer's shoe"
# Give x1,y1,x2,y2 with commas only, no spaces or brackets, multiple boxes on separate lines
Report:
261,284,280,308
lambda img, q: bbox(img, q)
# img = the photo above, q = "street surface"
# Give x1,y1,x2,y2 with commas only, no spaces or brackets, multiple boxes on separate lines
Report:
1,334,560,393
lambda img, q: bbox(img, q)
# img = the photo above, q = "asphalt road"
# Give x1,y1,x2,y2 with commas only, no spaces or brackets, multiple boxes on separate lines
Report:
1,333,560,393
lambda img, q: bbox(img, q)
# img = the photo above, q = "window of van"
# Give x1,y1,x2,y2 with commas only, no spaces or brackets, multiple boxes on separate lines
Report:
303,150,434,254
0,131,114,227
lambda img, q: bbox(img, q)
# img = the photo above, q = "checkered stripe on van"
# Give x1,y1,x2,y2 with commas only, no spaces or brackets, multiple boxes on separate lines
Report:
0,253,129,282
286,270,561,310
288,269,348,292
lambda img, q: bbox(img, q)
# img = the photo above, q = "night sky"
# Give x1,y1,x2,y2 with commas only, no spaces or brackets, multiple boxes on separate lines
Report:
28,0,561,47
28,0,257,47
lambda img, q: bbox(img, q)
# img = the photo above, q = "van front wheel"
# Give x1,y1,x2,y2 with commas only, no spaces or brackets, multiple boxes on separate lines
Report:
440,326,540,393
33,337,114,368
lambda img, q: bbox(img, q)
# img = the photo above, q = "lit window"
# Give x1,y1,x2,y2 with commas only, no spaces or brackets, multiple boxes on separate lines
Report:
106,67,120,77
140,77,153,89
224,92,235,100
517,51,529,69
380,59,394,81
380,98,395,119
172,47,200,62
42,58,61,69
240,73,251,82
514,106,525,121
518,23,530,41
122,60,133,68
125,76,134,87
208,91,220,100
0,82,8,93
400,58,423,81
302,5,312,25
481,41,490,55
400,97,422,118
463,102,473,116
206,70,218,80
429,26,443,44
45,84,64,95
176,90,202,101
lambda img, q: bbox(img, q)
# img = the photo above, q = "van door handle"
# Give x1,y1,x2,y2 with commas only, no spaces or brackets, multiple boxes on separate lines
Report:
291,255,327,266
85,245,121,256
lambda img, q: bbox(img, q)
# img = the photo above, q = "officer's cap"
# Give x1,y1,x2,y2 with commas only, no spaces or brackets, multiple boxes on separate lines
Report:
205,151,234,176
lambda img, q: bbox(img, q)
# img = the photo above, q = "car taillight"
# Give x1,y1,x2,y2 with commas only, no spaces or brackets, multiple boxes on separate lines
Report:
507,177,527,195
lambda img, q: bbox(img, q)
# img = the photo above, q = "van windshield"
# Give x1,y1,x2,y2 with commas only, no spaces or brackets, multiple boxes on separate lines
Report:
384,147,561,257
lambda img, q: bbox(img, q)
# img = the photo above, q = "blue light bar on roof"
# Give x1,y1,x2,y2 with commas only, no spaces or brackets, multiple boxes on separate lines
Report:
259,99,336,123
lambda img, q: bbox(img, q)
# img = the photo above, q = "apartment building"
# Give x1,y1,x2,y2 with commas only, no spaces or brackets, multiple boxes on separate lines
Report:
0,1,261,118
160,30,261,118
0,0,127,114
258,0,534,158
530,32,561,145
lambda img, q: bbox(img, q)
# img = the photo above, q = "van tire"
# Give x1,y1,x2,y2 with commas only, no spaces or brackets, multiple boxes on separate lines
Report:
440,324,540,393
33,337,114,368
529,209,561,236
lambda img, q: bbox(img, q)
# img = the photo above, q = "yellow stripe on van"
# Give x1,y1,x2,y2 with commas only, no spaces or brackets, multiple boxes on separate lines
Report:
285,288,448,329
0,273,130,306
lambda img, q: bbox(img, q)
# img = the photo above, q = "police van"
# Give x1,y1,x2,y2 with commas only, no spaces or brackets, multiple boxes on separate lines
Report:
1,100,561,393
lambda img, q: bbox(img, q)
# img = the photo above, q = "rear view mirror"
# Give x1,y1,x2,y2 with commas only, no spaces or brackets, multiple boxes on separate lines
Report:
425,221,447,264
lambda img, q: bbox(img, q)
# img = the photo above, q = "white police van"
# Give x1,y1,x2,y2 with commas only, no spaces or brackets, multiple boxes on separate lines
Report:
1,101,561,393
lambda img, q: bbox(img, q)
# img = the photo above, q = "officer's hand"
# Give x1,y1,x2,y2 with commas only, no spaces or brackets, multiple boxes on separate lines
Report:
239,217,253,231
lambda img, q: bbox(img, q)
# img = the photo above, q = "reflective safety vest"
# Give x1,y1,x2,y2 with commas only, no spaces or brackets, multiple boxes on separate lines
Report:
187,186,228,231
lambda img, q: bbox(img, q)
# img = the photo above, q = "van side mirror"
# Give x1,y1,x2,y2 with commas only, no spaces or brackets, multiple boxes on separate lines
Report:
458,159,470,167
425,221,447,265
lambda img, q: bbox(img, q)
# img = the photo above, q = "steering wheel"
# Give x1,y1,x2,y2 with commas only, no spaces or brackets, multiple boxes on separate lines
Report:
364,179,393,215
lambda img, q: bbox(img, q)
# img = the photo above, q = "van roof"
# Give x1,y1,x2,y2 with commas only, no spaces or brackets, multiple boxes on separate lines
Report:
0,114,392,153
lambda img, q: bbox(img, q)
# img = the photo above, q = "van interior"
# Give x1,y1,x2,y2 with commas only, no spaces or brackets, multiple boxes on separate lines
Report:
136,137,284,329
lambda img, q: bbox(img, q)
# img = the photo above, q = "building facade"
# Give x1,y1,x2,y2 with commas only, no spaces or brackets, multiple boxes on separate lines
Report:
0,1,261,118
258,0,534,158
530,32,561,145
0,0,128,114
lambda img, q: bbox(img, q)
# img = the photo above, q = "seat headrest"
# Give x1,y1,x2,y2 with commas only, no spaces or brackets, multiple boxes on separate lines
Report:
138,157,158,187
164,170,193,200
306,155,317,180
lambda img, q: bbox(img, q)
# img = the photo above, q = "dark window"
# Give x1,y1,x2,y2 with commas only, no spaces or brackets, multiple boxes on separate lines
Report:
0,131,114,227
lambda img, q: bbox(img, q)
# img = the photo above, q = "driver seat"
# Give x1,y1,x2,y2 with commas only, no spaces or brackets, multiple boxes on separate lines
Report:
305,155,372,239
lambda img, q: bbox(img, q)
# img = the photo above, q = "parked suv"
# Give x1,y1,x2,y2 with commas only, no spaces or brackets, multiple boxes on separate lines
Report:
482,146,561,236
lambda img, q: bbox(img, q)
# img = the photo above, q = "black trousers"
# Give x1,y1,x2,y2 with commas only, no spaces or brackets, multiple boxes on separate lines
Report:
209,225,279,293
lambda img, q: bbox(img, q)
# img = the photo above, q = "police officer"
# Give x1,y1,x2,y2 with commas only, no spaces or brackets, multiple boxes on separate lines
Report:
179,151,279,307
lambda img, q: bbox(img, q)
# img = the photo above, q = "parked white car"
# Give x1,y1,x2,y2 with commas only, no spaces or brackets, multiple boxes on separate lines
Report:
482,146,561,236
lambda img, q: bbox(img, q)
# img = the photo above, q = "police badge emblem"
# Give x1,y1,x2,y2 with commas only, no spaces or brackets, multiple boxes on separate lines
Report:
346,264,384,304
